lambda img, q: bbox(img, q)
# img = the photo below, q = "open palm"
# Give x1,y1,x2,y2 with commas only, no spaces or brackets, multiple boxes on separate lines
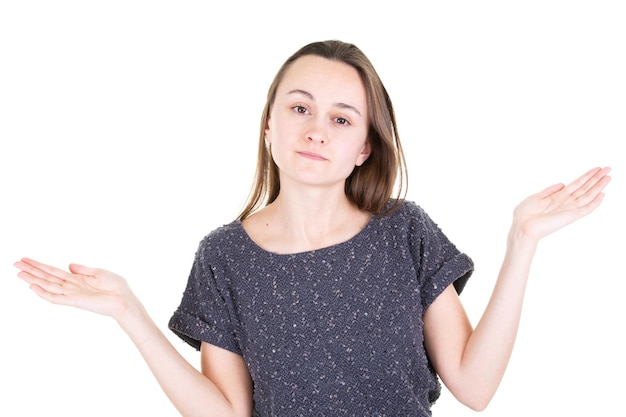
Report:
512,167,611,241
15,258,134,319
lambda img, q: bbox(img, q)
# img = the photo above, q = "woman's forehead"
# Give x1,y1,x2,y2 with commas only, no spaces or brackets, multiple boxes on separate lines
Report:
277,55,367,106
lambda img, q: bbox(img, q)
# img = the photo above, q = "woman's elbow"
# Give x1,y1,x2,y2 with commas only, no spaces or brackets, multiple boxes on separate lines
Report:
453,387,496,412
465,399,491,412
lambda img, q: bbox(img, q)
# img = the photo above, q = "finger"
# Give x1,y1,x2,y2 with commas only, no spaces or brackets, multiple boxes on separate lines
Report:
567,167,611,199
15,260,68,295
19,258,71,278
15,258,69,286
28,282,71,305
537,183,565,200
30,278,68,296
572,174,612,207
572,192,606,220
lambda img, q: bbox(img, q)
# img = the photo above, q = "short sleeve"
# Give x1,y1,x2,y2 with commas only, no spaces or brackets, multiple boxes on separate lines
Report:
168,236,241,354
405,203,474,312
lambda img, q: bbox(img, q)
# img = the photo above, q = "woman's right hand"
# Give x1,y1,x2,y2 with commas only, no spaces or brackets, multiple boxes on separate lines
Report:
15,258,136,320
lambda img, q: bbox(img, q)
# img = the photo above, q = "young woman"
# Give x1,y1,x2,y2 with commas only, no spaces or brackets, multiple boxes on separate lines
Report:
14,40,611,417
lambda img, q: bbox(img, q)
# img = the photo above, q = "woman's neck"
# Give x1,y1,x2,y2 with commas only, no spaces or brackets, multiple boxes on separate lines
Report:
242,189,371,254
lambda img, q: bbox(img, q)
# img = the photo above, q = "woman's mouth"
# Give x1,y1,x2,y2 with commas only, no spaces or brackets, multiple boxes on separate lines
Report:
297,151,328,161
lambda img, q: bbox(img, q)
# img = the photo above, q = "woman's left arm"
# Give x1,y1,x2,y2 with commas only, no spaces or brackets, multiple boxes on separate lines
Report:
423,166,612,411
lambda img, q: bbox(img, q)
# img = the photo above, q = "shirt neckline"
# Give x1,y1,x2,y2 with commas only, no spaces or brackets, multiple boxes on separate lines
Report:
234,214,378,257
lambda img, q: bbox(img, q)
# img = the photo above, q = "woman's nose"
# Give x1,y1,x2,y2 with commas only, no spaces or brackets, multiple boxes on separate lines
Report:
305,119,327,144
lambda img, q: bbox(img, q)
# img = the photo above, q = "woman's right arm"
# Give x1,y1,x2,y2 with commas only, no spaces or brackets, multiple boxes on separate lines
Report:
14,258,253,417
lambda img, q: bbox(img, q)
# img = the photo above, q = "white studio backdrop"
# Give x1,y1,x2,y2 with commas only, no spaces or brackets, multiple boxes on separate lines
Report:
1,1,624,416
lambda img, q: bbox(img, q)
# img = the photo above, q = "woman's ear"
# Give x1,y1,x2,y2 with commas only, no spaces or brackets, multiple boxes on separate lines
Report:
355,141,372,166
264,117,271,144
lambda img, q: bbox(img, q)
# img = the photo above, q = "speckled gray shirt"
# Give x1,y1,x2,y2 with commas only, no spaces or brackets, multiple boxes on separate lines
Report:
169,200,474,417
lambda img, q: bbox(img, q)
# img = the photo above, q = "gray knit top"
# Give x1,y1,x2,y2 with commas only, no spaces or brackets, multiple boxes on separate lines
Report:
168,200,474,416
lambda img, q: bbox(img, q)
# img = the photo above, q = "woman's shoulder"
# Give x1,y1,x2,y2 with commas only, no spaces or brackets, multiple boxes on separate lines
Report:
376,199,447,239
382,199,429,223
196,219,247,255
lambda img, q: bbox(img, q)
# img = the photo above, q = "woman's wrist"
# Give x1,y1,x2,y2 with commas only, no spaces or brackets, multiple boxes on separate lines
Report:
507,223,539,254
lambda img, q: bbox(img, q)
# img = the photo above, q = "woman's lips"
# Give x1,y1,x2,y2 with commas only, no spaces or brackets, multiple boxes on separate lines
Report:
297,151,328,161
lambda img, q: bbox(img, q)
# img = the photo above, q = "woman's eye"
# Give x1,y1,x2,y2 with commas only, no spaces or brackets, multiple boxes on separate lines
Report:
335,117,350,126
293,105,308,114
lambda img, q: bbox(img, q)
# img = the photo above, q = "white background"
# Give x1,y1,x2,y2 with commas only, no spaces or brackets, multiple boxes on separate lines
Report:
1,1,624,416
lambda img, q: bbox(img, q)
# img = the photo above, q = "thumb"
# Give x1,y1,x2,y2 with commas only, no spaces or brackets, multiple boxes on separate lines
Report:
68,263,99,276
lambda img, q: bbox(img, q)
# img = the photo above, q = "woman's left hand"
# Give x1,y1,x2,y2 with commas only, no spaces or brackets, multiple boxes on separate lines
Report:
511,166,611,242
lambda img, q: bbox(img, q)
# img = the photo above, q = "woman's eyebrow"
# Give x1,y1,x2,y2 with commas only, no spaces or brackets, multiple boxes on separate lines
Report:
287,89,314,100
287,89,363,117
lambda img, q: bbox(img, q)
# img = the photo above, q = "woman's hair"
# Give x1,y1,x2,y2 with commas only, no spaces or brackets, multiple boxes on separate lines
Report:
237,40,408,220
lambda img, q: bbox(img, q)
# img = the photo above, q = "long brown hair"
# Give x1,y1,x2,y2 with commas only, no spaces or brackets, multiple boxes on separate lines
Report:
237,40,407,220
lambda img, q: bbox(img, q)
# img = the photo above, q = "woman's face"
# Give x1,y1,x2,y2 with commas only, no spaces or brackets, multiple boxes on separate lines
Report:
265,55,371,191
